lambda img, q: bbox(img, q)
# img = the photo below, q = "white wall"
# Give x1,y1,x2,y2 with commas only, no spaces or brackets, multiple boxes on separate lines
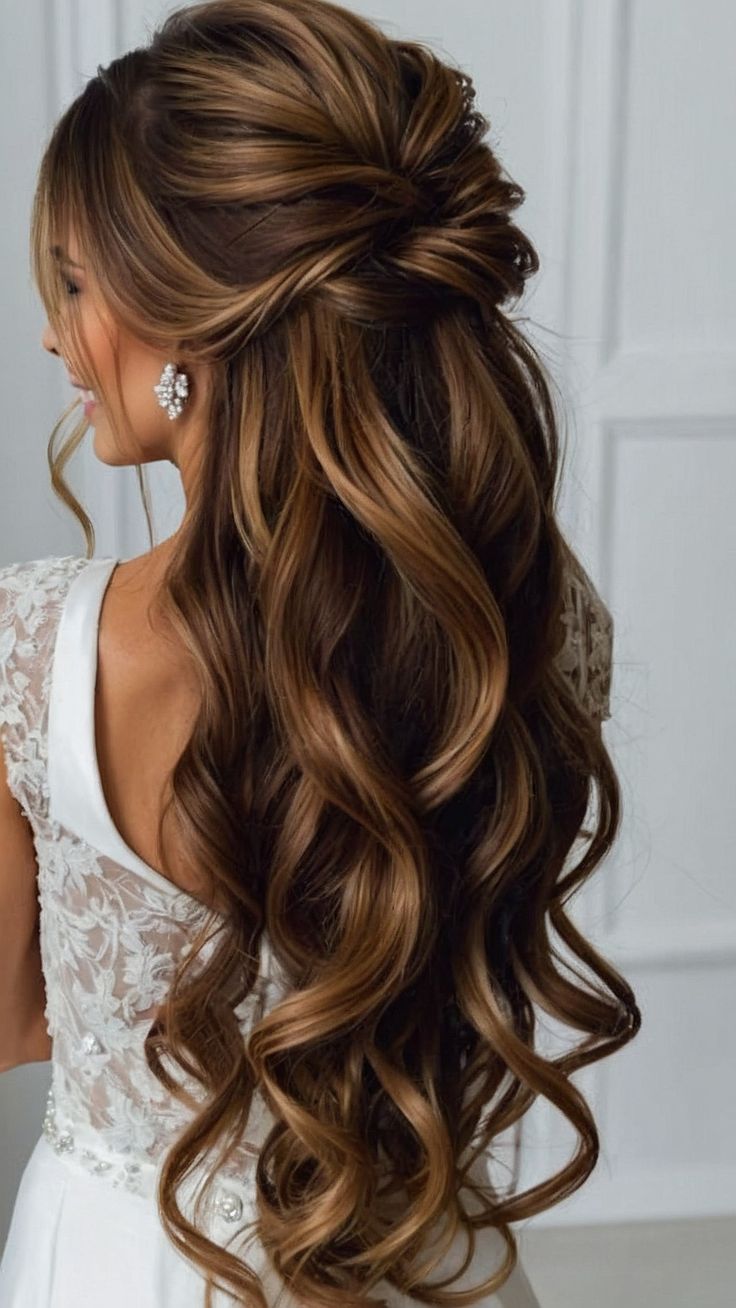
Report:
1,0,734,1255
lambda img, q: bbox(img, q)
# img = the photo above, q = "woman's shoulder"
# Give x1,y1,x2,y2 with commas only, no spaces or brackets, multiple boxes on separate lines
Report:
0,553,90,674
0,555,92,639
0,552,90,596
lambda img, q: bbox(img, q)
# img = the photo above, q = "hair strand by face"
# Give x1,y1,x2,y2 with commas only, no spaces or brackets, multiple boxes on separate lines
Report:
30,1,639,1302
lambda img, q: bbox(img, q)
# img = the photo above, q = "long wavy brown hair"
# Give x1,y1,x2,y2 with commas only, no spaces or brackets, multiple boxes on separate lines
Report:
29,0,640,1303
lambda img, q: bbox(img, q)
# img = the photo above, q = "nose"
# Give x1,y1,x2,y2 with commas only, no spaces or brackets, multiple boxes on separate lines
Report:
42,320,60,356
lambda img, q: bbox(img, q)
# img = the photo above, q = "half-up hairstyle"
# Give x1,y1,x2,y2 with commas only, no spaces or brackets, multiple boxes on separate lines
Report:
30,1,640,1303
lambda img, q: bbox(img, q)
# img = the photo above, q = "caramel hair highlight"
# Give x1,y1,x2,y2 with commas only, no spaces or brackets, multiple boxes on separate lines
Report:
30,2,640,1303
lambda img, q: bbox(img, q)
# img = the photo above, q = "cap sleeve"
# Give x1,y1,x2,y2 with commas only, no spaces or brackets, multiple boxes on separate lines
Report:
0,555,88,825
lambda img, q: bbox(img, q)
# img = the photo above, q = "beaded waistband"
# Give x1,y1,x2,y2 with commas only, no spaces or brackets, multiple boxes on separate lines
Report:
41,1084,259,1230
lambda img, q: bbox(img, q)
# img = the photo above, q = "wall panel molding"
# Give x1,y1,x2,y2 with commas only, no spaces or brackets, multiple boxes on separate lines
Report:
21,0,734,1237
44,0,159,559
526,0,736,1228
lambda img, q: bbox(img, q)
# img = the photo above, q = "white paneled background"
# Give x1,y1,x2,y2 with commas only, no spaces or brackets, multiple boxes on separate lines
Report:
1,1,734,1303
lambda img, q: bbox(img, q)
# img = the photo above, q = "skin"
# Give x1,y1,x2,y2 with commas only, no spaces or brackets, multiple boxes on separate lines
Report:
41,227,212,577
36,227,226,912
0,235,227,1074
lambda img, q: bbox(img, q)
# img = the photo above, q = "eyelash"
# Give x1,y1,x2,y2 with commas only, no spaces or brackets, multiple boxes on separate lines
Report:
63,277,80,296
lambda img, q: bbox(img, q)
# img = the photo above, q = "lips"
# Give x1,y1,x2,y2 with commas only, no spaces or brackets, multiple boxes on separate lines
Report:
68,377,98,408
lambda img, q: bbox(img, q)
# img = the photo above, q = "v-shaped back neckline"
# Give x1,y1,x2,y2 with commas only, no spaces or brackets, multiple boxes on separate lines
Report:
47,556,224,921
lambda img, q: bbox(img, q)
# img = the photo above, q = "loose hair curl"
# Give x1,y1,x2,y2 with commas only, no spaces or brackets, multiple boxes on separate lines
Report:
30,1,641,1303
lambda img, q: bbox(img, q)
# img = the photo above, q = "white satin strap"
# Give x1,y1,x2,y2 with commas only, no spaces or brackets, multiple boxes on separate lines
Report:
46,556,167,886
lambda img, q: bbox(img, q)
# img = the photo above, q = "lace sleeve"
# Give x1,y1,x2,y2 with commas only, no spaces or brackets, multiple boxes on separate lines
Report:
0,555,89,823
0,561,37,821
555,550,614,723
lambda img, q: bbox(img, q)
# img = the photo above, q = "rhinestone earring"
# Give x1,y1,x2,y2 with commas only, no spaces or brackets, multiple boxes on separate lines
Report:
153,361,190,420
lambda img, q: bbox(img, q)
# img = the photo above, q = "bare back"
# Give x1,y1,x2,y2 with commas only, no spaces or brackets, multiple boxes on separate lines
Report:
94,543,222,911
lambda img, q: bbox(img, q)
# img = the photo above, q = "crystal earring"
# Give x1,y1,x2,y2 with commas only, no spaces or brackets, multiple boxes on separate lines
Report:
153,361,190,420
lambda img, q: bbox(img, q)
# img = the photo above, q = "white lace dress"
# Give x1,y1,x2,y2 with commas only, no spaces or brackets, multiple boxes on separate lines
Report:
0,553,611,1306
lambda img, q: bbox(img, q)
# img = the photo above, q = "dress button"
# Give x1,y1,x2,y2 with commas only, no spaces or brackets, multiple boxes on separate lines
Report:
81,1148,112,1174
82,1032,104,1055
214,1189,243,1223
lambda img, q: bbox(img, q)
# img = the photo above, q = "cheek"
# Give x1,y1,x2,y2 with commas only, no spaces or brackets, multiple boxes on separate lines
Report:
126,347,167,423
107,380,156,432
80,316,115,396
102,353,159,426
125,374,178,449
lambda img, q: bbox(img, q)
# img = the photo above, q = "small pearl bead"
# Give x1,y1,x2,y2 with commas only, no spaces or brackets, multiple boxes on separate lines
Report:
214,1190,243,1223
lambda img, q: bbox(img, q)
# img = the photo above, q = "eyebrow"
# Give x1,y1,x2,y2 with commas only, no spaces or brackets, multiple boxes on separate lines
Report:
51,245,84,269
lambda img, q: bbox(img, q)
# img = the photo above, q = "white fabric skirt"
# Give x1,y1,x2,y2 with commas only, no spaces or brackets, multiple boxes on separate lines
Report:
0,1132,541,1307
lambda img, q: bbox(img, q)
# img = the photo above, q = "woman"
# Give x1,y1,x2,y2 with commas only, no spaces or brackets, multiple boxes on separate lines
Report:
0,0,640,1304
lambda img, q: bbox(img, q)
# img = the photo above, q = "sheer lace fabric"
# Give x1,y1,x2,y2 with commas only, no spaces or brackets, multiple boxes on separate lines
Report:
0,556,283,1224
556,549,613,722
0,551,613,1221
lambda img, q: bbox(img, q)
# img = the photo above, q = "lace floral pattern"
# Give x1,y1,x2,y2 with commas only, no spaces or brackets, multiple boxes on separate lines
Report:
0,555,87,825
0,555,281,1205
556,550,614,721
0,551,613,1206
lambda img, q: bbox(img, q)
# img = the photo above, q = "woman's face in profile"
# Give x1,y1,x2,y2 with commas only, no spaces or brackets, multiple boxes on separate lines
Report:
40,227,209,474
